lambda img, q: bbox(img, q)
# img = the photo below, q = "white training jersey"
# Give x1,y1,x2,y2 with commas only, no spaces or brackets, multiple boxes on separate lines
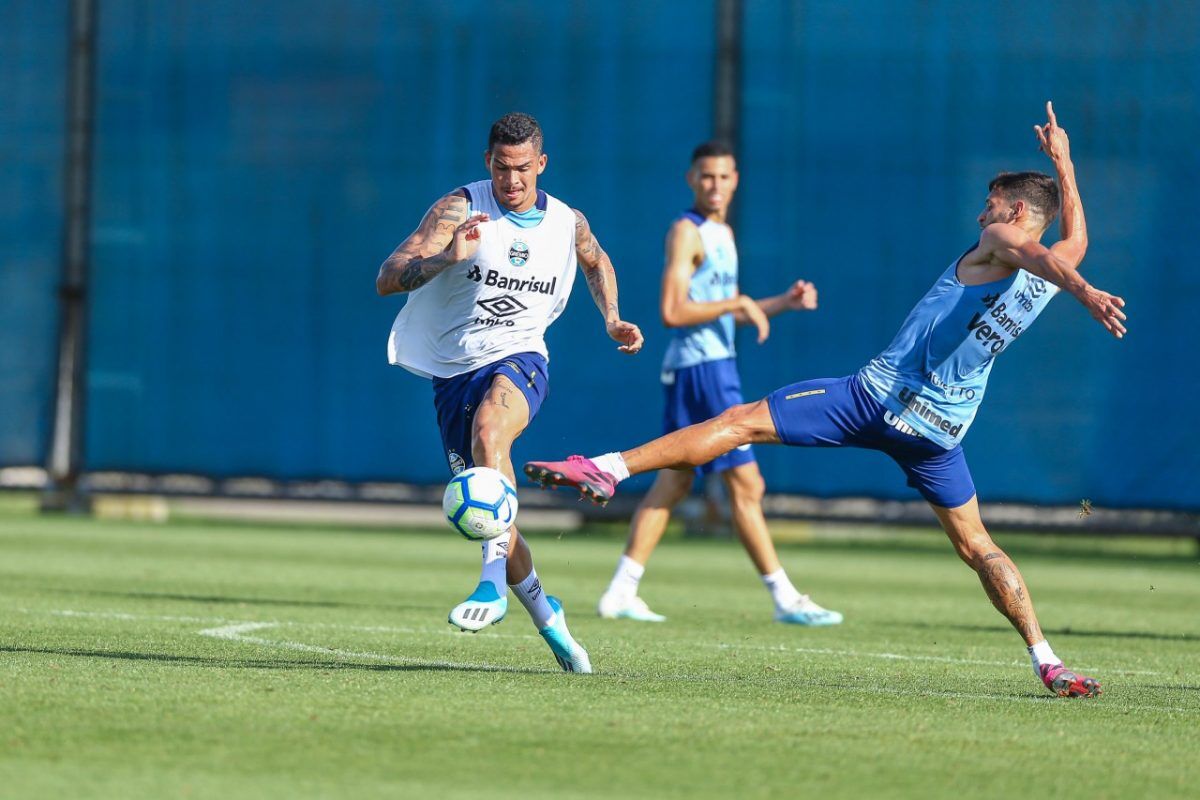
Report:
387,180,578,379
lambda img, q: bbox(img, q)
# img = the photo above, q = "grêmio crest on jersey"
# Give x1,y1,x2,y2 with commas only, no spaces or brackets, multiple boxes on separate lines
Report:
508,240,530,266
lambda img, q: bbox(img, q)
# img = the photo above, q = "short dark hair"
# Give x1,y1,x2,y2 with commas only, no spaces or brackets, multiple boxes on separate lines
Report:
488,112,543,153
988,171,1060,226
691,140,735,164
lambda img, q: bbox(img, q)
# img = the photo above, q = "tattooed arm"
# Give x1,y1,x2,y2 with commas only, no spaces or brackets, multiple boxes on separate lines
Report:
376,192,488,295
574,209,644,354
574,209,620,321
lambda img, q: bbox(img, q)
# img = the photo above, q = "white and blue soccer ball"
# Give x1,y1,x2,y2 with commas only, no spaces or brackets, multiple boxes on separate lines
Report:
442,467,519,541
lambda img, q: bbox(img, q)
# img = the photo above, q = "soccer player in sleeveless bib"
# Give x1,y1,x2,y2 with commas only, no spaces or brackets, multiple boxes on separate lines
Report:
527,104,1124,697
596,142,841,626
376,113,644,673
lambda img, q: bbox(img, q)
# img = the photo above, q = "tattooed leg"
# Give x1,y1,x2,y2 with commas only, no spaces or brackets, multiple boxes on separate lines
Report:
471,374,533,583
930,496,1045,646
972,551,1044,644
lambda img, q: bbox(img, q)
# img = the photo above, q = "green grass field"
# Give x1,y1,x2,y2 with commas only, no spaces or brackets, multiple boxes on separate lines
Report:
1,494,1197,799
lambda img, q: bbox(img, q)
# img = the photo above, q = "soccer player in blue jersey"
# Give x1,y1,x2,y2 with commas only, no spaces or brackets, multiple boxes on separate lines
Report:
527,103,1122,697
596,142,842,626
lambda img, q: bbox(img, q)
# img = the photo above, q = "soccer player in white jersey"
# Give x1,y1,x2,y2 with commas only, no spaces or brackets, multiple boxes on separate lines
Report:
597,142,842,627
527,103,1123,697
376,112,644,673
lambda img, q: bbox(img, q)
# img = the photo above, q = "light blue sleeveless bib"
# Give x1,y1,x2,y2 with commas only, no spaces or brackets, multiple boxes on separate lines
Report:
662,210,739,372
858,246,1060,448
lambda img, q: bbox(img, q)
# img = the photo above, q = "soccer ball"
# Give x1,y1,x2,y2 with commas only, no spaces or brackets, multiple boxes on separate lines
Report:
442,467,519,541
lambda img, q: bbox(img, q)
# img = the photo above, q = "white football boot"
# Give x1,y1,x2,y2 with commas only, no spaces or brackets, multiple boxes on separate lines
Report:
448,581,508,632
597,591,666,622
774,594,843,626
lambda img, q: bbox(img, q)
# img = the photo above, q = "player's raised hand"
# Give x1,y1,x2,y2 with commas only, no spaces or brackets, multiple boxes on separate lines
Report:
447,213,490,263
784,279,819,311
1079,286,1127,339
1033,101,1071,163
606,319,644,354
738,294,770,343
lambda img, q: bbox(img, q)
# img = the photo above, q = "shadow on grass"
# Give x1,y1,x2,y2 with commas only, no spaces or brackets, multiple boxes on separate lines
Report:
767,535,1200,566
0,644,554,675
901,620,1200,643
45,587,438,613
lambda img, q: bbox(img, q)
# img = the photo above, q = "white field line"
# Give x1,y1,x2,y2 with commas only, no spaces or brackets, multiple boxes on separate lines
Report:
710,642,1167,677
18,607,1200,713
197,621,558,675
194,622,1200,713
20,607,1185,682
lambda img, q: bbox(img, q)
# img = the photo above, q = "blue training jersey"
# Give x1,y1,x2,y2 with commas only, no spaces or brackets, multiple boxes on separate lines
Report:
662,210,739,372
857,245,1060,449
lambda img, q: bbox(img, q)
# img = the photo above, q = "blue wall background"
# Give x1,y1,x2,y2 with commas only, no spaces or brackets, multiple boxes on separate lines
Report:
2,0,1196,510
736,0,1198,510
0,1,67,466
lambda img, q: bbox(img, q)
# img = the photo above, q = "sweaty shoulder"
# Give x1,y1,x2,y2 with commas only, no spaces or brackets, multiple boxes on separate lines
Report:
960,223,1024,265
666,216,705,260
432,189,468,212
958,223,1026,283
978,222,1031,252
667,214,700,239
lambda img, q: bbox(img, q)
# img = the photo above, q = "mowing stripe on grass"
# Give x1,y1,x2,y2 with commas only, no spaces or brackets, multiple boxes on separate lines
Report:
26,607,1170,678
187,621,1200,714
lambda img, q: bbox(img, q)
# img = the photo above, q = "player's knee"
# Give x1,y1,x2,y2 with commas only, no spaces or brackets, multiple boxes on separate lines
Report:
717,402,759,441
645,473,691,508
662,477,693,506
953,531,997,565
728,472,765,505
470,416,512,466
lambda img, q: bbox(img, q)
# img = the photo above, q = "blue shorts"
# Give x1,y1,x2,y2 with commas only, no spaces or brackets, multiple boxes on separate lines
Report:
663,357,755,476
765,375,976,509
432,352,549,476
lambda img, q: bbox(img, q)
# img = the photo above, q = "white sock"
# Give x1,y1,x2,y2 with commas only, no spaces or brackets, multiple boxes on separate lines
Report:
510,568,556,628
589,452,630,482
479,532,511,594
604,555,645,599
762,568,803,612
1028,640,1062,676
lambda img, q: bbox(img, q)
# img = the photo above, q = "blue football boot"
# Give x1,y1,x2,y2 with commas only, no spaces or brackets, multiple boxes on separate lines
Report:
774,595,844,626
539,596,592,674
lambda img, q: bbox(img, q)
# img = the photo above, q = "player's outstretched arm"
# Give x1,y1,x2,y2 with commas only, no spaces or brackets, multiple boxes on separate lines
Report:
981,103,1126,338
573,209,643,354
753,280,819,318
1035,101,1087,268
981,224,1126,339
376,192,486,295
660,219,769,343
